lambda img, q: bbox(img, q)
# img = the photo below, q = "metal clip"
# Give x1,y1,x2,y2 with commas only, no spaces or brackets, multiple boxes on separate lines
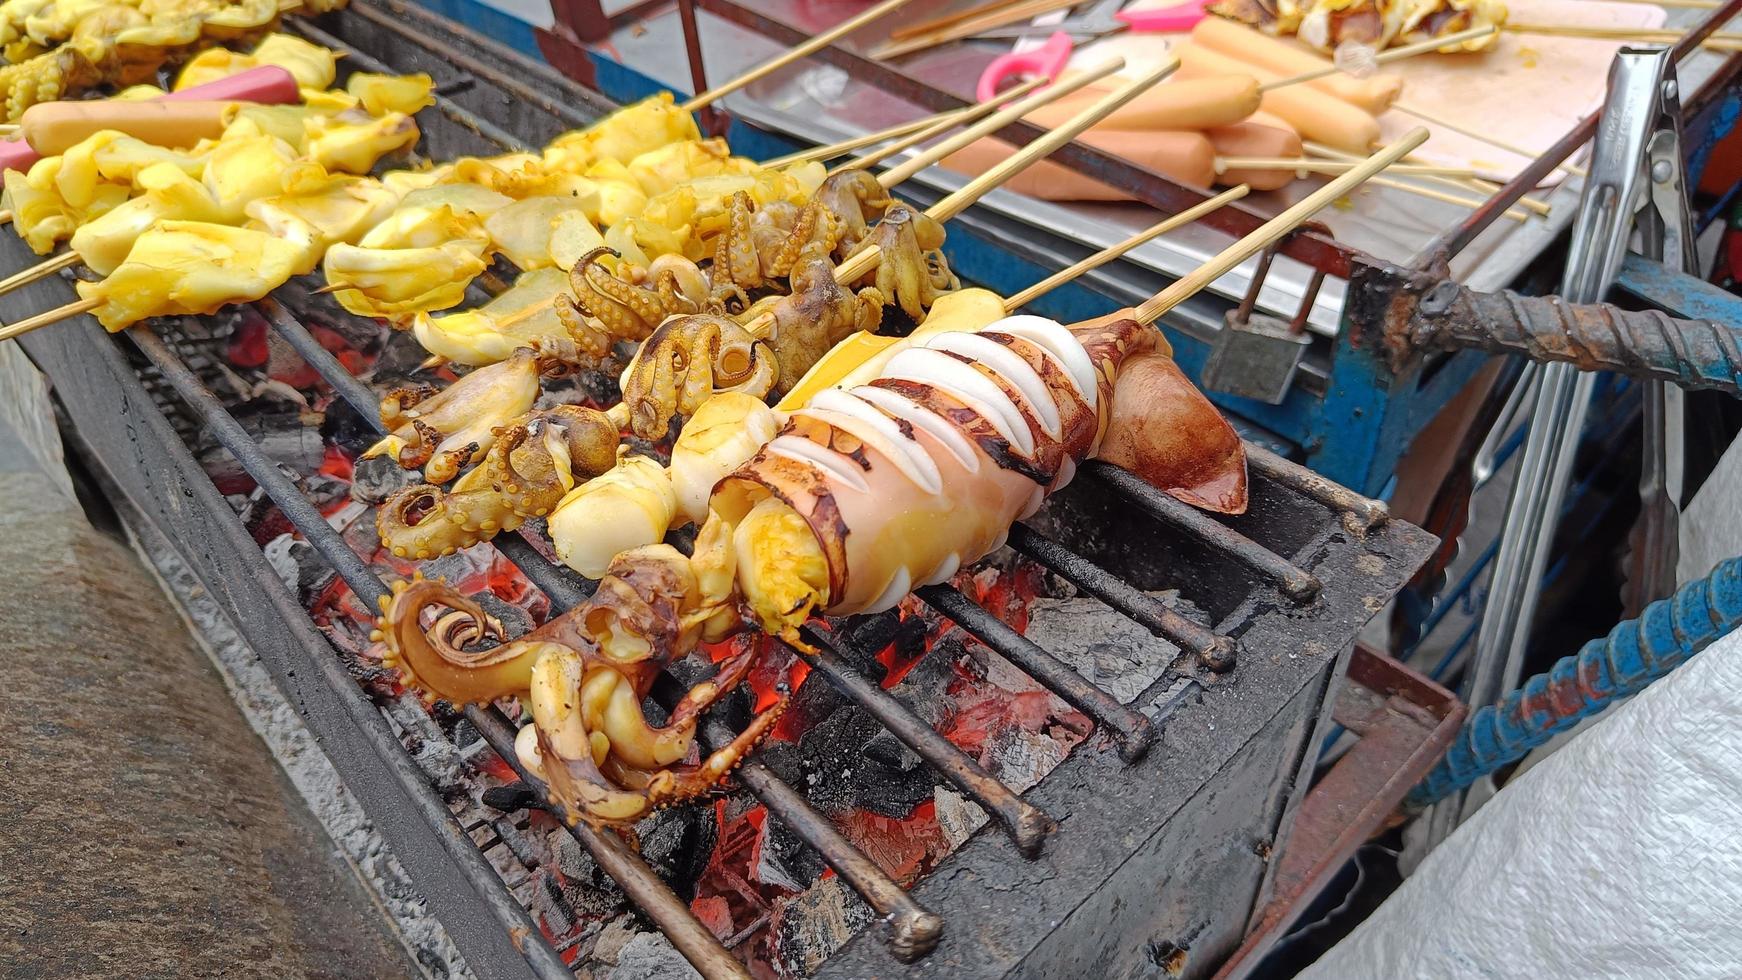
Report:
1201,227,1323,405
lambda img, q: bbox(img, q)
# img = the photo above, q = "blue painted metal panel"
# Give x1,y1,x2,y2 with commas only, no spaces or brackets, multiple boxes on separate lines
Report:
1617,250,1742,323
410,0,543,59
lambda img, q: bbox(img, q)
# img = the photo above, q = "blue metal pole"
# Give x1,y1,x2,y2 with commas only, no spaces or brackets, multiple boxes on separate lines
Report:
1409,556,1742,808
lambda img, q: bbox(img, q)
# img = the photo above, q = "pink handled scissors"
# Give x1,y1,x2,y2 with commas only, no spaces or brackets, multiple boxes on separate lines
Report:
974,0,1210,102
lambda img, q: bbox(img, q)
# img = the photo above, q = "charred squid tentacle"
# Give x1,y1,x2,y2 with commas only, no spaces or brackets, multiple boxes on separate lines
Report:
372,575,541,705
712,191,764,291
618,313,777,441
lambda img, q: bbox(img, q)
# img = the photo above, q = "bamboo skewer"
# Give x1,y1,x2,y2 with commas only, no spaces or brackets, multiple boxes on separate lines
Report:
1367,174,1529,220
887,0,1051,41
679,0,915,112
1258,25,1498,92
1005,185,1252,310
0,295,99,341
0,209,13,225
875,57,1130,187
746,59,1179,339
0,123,18,136
872,0,1083,61
1215,157,1489,178
1390,101,1588,178
1303,140,1552,217
834,76,1048,176
1133,128,1429,326
759,113,967,169
1504,23,1742,49
0,250,80,295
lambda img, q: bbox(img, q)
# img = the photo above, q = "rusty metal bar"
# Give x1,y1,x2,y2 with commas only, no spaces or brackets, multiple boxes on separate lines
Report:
918,583,1157,761
699,718,944,962
692,0,1357,278
1348,256,1742,396
1087,462,1324,603
1005,523,1237,673
467,705,755,980
789,628,1055,857
1242,442,1391,533
125,329,578,980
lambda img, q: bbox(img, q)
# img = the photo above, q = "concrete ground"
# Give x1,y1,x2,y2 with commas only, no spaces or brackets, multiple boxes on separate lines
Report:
0,347,416,979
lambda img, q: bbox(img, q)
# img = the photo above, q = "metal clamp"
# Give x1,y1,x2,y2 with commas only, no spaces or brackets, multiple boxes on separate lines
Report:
1201,224,1328,405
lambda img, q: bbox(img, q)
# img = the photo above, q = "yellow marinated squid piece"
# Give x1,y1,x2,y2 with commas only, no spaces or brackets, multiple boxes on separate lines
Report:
174,32,337,91
70,160,221,275
624,138,760,197
539,92,700,177
546,452,677,580
244,161,403,275
322,204,492,321
410,266,570,366
304,109,418,174
201,126,295,221
483,194,587,270
345,71,435,117
75,220,307,331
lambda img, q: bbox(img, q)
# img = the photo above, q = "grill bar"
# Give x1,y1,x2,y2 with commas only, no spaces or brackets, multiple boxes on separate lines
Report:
699,718,945,963
1087,461,1324,603
917,583,1156,762
1244,443,1389,532
1006,523,1238,673
790,628,1055,857
126,330,578,980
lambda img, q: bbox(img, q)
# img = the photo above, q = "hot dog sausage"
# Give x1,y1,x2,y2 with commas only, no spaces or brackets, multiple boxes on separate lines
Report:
1175,43,1380,153
1191,19,1403,113
942,129,1216,201
20,100,240,155
1206,112,1303,190
1027,74,1262,132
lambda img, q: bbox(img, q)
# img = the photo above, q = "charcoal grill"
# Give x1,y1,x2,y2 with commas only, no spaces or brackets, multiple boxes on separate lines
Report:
11,3,1448,976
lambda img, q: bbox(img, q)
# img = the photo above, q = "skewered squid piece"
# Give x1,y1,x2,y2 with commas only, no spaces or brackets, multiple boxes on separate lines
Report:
73,219,307,330
538,92,701,178
1207,0,1503,51
173,32,337,91
2,153,127,253
812,168,893,257
373,536,784,826
711,311,1249,635
243,161,403,274
322,204,493,322
410,267,577,367
365,346,542,483
376,403,619,559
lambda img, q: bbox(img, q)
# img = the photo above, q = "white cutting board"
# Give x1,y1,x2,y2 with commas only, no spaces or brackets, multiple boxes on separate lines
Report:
1060,0,1667,182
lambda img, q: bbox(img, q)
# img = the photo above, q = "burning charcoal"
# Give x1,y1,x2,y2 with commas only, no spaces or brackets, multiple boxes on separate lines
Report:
755,814,828,892
860,730,922,773
604,932,701,980
321,395,383,457
933,787,990,850
760,705,934,820
631,806,717,903
350,454,421,505
984,726,1071,795
370,326,448,382
262,534,337,603
1024,596,1183,705
885,633,965,729
195,405,326,487
548,828,631,919
770,876,875,978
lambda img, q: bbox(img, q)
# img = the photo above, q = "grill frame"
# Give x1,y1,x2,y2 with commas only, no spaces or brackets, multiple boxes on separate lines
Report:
9,4,1443,976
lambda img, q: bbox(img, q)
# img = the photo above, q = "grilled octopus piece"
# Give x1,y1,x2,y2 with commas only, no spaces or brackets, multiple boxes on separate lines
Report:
376,405,620,559
374,541,787,827
616,313,778,441
366,347,542,483
762,243,884,395
849,203,958,321
555,247,744,363
813,169,892,257
712,190,844,292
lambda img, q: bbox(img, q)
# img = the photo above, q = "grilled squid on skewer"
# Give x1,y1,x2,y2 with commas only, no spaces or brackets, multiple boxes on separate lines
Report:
376,310,1245,825
363,346,542,483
